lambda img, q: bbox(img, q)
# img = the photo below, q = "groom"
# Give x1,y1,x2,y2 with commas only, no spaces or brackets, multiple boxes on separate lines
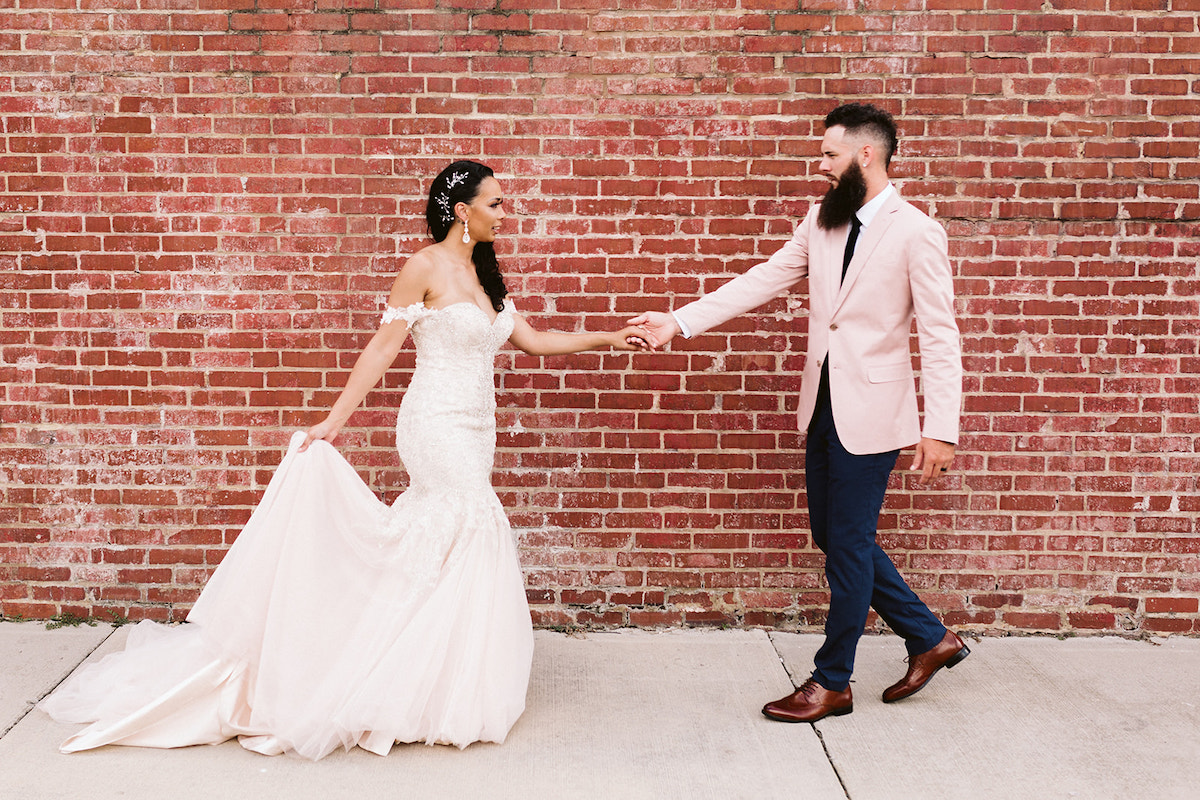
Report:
630,103,968,722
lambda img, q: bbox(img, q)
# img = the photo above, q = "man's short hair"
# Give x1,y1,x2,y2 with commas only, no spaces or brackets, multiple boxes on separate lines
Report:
824,103,899,167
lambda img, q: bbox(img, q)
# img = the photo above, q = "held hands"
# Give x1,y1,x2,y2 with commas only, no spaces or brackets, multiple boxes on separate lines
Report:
911,437,955,486
612,325,653,352
625,311,681,350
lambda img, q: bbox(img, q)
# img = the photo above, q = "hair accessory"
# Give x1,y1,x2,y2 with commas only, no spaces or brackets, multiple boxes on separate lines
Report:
434,171,470,224
435,194,453,223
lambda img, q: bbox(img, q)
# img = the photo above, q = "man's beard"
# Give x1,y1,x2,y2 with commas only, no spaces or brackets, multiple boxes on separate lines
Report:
816,161,868,230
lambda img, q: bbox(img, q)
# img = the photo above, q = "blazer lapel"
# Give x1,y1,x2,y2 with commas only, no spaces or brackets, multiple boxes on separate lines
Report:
832,193,903,315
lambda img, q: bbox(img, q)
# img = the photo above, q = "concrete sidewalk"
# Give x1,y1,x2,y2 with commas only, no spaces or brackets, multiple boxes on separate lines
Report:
0,622,1196,800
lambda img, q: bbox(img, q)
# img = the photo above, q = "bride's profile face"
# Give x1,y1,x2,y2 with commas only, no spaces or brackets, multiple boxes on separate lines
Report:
460,176,506,244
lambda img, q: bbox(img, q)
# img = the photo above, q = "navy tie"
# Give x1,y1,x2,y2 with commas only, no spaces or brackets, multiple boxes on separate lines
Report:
841,215,862,284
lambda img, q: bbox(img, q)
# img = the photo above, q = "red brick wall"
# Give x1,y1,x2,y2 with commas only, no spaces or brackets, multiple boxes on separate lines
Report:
2,0,1198,636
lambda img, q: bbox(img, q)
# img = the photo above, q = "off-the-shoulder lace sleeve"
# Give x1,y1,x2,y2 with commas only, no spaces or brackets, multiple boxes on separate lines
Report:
381,301,429,327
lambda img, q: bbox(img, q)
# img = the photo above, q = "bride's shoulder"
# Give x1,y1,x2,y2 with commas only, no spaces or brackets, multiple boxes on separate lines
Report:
380,251,440,326
399,246,441,277
386,248,439,297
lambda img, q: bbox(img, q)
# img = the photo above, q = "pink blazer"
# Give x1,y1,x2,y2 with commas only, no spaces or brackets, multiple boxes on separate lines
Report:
674,192,962,455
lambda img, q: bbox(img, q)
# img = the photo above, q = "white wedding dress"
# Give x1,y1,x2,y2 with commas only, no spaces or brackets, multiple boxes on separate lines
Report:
40,300,534,760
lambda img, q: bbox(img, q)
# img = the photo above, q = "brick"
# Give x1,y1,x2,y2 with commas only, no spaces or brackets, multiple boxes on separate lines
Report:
1144,617,1194,633
1145,597,1199,614
1002,612,1063,631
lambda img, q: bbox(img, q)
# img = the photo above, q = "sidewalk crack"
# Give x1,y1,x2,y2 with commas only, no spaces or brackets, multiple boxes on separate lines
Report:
813,722,852,800
1,626,117,741
765,630,802,688
766,632,852,800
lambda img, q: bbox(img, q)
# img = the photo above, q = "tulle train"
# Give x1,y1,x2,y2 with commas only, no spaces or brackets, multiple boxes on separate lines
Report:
40,433,534,760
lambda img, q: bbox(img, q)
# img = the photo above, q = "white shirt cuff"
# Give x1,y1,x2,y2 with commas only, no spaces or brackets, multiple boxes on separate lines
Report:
670,310,692,339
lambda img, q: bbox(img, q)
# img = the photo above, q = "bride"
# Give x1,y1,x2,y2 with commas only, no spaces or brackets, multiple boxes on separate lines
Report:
40,160,648,760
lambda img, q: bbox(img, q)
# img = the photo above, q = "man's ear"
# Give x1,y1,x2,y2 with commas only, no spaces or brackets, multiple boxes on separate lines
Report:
859,142,875,170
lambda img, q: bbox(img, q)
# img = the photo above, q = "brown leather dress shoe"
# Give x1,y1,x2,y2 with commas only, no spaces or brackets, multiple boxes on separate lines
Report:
882,629,970,703
762,678,853,723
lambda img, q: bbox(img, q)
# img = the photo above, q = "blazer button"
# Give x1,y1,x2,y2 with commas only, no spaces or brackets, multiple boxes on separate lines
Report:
829,323,838,331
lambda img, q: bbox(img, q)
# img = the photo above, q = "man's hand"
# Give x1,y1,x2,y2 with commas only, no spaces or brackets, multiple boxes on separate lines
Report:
626,311,681,350
610,325,653,351
911,437,955,486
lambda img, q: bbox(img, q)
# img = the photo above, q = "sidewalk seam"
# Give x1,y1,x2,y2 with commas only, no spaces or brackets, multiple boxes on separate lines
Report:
813,724,852,800
765,630,802,687
766,631,852,800
0,625,117,741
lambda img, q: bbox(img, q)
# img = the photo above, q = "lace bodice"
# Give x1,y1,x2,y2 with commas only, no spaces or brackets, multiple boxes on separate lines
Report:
381,299,515,498
381,300,515,367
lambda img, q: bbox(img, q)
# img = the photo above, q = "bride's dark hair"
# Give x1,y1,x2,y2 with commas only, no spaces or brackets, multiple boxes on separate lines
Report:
425,160,508,313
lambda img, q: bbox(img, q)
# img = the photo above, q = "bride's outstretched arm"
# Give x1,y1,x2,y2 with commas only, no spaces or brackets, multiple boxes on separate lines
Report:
300,266,428,451
508,314,650,356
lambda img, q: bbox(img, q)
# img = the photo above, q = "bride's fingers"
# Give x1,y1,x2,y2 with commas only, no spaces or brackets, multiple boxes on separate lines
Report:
299,425,325,452
620,326,654,351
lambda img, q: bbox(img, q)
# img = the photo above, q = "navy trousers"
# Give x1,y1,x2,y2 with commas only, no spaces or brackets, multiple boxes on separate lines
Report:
806,369,946,692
